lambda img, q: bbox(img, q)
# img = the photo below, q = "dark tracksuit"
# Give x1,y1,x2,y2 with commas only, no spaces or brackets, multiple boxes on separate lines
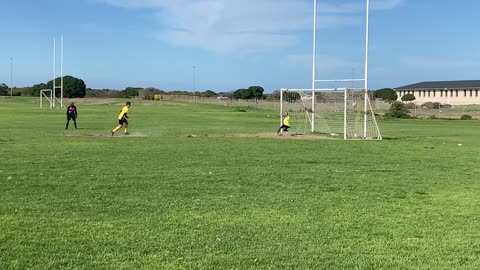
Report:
65,105,78,129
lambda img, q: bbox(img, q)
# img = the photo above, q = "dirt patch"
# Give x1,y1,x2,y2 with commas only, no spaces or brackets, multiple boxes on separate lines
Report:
227,133,336,140
63,133,146,137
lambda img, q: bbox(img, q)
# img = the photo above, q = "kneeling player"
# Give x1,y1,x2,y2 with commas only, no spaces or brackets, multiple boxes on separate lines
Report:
276,112,291,135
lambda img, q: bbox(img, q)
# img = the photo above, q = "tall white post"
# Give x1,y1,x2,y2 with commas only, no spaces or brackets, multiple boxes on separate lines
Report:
344,88,348,140
53,38,56,107
311,0,317,133
61,35,64,108
193,65,196,92
280,89,284,126
10,57,13,97
363,0,370,139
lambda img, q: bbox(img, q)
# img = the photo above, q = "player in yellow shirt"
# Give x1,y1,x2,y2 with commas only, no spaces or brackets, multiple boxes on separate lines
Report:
111,102,131,136
276,112,291,135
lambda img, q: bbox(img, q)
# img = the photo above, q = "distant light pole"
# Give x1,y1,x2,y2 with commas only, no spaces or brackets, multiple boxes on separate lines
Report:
10,57,13,96
351,67,355,88
193,65,196,92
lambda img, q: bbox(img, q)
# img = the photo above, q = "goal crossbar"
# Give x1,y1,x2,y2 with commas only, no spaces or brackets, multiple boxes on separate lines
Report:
315,79,366,82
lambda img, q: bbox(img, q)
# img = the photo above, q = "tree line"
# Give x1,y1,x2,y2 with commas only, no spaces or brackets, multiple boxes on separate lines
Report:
0,75,268,100
1,76,404,102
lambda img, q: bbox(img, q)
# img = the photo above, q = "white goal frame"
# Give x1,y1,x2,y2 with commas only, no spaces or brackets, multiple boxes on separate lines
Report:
280,88,381,140
40,89,53,109
281,0,381,140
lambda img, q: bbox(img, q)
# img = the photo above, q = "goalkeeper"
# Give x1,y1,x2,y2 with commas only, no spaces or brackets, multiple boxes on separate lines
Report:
276,112,291,135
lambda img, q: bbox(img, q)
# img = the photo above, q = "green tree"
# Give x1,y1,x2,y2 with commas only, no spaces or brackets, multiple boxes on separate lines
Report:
233,88,254,100
387,101,408,118
0,83,8,96
248,86,264,100
201,90,216,97
374,88,398,103
120,87,142,98
401,93,416,102
47,76,86,98
24,83,48,97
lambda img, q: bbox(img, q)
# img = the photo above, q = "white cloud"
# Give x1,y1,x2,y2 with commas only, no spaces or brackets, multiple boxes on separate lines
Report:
371,0,405,10
401,56,480,70
97,0,404,53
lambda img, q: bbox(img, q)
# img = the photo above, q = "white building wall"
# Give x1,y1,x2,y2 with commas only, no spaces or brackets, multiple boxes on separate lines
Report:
396,89,480,105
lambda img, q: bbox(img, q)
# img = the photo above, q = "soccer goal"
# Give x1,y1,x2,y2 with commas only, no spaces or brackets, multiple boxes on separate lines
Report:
40,89,53,109
280,88,381,140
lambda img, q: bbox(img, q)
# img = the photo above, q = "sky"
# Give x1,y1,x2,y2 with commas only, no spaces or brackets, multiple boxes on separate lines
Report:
1,0,480,93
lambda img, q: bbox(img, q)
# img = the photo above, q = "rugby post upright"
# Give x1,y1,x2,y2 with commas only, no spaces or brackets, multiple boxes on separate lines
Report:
41,36,64,109
363,0,370,139
311,0,317,133
52,36,64,108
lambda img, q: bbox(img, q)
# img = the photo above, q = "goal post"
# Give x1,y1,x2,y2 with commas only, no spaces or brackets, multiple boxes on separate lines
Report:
280,88,382,140
281,0,381,140
40,36,64,109
40,89,53,109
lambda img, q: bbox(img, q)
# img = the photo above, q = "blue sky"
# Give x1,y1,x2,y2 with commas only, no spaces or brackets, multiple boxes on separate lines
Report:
1,0,479,93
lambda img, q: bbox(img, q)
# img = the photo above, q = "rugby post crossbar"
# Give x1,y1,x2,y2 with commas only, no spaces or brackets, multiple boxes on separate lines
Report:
315,79,366,82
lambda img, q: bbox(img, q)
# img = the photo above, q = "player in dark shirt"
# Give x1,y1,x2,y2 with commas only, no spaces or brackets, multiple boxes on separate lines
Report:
65,102,78,129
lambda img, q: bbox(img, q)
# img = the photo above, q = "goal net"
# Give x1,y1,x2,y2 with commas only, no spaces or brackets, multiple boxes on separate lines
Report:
280,88,381,140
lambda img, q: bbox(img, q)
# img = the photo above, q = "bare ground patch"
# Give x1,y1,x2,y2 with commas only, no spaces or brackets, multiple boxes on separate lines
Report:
187,133,336,140
63,132,147,137
236,133,335,140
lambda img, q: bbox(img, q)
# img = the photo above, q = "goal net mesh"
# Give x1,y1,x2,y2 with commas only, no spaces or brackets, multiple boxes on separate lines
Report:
280,89,381,140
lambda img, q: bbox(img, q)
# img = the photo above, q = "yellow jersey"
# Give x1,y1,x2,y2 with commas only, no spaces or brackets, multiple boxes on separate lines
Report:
283,115,290,126
118,106,129,120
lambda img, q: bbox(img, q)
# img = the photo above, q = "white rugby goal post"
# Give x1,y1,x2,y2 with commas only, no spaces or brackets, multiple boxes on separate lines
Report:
40,36,64,109
279,88,381,140
279,0,381,140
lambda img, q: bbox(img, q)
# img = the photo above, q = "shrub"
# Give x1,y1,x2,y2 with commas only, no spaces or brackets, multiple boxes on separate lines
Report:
386,101,409,118
404,103,416,110
401,93,416,102
422,102,441,109
460,114,473,120
422,102,434,109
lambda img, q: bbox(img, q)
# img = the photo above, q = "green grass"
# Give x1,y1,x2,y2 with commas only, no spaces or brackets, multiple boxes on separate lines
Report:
1,97,480,269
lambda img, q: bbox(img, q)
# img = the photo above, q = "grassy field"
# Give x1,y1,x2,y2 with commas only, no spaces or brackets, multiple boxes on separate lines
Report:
1,97,480,269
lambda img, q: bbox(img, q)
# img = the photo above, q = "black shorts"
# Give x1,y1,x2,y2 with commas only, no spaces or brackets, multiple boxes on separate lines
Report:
118,119,128,125
67,115,76,121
